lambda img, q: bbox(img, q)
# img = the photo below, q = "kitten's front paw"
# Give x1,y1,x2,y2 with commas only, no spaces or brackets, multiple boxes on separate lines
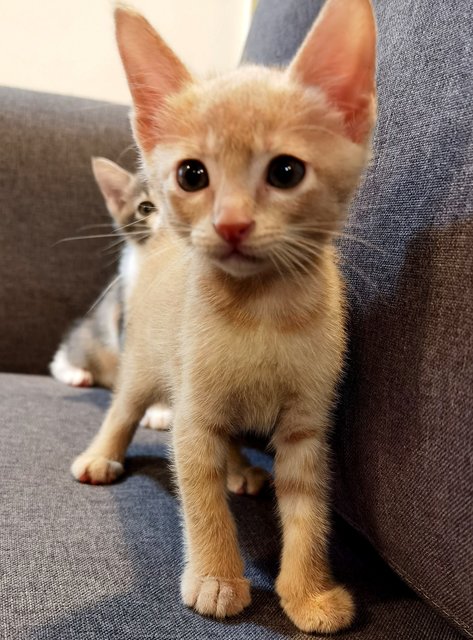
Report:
140,403,172,430
181,568,251,618
50,348,94,387
71,452,124,485
227,466,270,496
278,584,354,633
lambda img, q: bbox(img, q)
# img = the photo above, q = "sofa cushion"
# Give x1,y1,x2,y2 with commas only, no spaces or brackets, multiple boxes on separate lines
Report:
244,0,473,636
0,87,133,375
0,373,464,639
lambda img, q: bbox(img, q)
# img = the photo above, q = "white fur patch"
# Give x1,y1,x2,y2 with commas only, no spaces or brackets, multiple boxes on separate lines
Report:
50,348,94,387
140,404,173,430
119,244,141,299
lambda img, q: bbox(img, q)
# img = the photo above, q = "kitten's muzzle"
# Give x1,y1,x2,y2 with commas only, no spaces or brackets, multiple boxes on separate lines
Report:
213,219,254,247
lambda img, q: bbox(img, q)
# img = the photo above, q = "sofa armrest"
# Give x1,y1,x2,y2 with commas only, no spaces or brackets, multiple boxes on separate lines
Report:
0,87,134,374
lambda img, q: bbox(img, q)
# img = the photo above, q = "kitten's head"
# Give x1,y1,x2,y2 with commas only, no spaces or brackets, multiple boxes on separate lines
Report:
91,157,159,245
115,0,376,278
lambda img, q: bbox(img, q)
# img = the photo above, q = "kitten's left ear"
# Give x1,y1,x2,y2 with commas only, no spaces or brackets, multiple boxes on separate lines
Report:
288,0,377,144
91,157,133,218
115,6,192,153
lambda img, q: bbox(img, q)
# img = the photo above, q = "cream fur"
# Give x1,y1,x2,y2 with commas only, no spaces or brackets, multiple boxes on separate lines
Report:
72,0,377,632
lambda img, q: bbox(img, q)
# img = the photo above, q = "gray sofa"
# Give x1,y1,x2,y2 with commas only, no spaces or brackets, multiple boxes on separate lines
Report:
1,0,471,638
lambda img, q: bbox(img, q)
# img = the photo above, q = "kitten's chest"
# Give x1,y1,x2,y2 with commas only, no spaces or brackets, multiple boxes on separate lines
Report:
188,320,311,431
119,244,141,302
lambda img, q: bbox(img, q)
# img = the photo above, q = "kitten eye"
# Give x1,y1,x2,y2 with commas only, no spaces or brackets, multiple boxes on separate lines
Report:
137,201,156,216
266,155,306,189
177,160,209,192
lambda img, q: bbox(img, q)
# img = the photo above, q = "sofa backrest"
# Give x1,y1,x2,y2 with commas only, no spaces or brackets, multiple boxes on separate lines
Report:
0,88,133,374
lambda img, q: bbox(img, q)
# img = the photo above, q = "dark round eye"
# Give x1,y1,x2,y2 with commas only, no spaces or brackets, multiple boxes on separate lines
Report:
177,160,209,192
137,201,156,216
266,155,305,189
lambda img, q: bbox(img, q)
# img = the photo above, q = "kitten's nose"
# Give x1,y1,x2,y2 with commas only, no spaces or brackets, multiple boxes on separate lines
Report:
213,220,254,246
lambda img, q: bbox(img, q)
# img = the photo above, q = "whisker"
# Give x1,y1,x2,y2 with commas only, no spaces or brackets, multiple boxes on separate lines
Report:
284,233,387,301
86,275,121,316
278,244,312,278
115,217,151,232
336,255,391,307
103,237,128,253
77,223,115,231
291,226,389,256
267,251,288,283
104,255,122,270
284,236,325,261
116,143,138,163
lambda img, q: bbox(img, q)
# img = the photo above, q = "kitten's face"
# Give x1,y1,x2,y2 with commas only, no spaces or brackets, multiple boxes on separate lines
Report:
116,180,159,246
115,0,376,279
149,68,368,278
91,157,160,246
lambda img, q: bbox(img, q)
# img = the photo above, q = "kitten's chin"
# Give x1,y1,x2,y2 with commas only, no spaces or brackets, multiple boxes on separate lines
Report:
210,253,270,279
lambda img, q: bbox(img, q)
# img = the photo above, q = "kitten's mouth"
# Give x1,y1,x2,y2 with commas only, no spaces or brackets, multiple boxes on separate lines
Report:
221,247,262,263
211,246,267,278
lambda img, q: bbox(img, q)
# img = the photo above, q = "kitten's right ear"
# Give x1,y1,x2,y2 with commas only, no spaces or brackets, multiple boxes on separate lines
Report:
288,0,376,144
115,6,192,153
91,157,133,218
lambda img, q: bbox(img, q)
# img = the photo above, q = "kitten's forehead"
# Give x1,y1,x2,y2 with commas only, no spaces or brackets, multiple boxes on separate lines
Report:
130,176,149,200
164,66,332,157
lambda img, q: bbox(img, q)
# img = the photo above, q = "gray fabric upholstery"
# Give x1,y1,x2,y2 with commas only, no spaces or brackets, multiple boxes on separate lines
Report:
0,373,464,640
245,0,473,636
0,87,134,375
242,0,325,67
1,0,471,636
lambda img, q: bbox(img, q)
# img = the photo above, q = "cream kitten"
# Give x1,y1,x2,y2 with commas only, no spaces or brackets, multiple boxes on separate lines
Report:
72,0,376,632
50,158,158,390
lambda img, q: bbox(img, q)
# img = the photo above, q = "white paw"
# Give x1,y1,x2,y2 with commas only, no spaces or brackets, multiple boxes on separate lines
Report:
140,404,172,430
181,568,251,618
71,452,123,485
227,466,271,496
50,349,94,387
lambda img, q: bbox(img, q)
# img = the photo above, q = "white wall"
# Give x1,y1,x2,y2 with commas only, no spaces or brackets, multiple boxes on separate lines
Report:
0,0,253,104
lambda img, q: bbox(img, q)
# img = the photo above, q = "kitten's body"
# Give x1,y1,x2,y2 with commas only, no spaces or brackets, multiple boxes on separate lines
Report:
50,159,158,390
72,0,376,632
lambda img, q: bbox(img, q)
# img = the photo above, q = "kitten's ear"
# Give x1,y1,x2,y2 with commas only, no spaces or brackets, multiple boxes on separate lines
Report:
91,157,133,218
115,6,192,153
288,0,376,143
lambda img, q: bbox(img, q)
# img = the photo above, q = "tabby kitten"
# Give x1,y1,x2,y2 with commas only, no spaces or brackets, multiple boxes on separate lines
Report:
50,158,158,390
72,0,376,632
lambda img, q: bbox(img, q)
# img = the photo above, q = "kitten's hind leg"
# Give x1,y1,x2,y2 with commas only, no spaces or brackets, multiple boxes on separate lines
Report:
226,442,270,496
71,388,147,485
140,403,173,431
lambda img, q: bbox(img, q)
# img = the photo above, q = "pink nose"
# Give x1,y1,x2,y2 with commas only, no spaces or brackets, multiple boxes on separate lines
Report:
213,220,254,245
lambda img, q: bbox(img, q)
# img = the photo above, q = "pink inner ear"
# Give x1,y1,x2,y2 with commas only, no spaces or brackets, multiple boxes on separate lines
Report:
289,0,376,143
115,8,192,153
92,158,132,215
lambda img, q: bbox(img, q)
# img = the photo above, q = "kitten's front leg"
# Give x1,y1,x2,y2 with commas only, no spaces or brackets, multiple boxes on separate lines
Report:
273,406,354,633
71,391,145,484
173,409,250,618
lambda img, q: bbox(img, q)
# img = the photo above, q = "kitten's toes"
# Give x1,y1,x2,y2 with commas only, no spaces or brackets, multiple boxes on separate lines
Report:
227,466,270,496
278,584,355,633
55,364,94,387
140,404,172,430
71,452,124,485
69,368,94,388
181,568,251,618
